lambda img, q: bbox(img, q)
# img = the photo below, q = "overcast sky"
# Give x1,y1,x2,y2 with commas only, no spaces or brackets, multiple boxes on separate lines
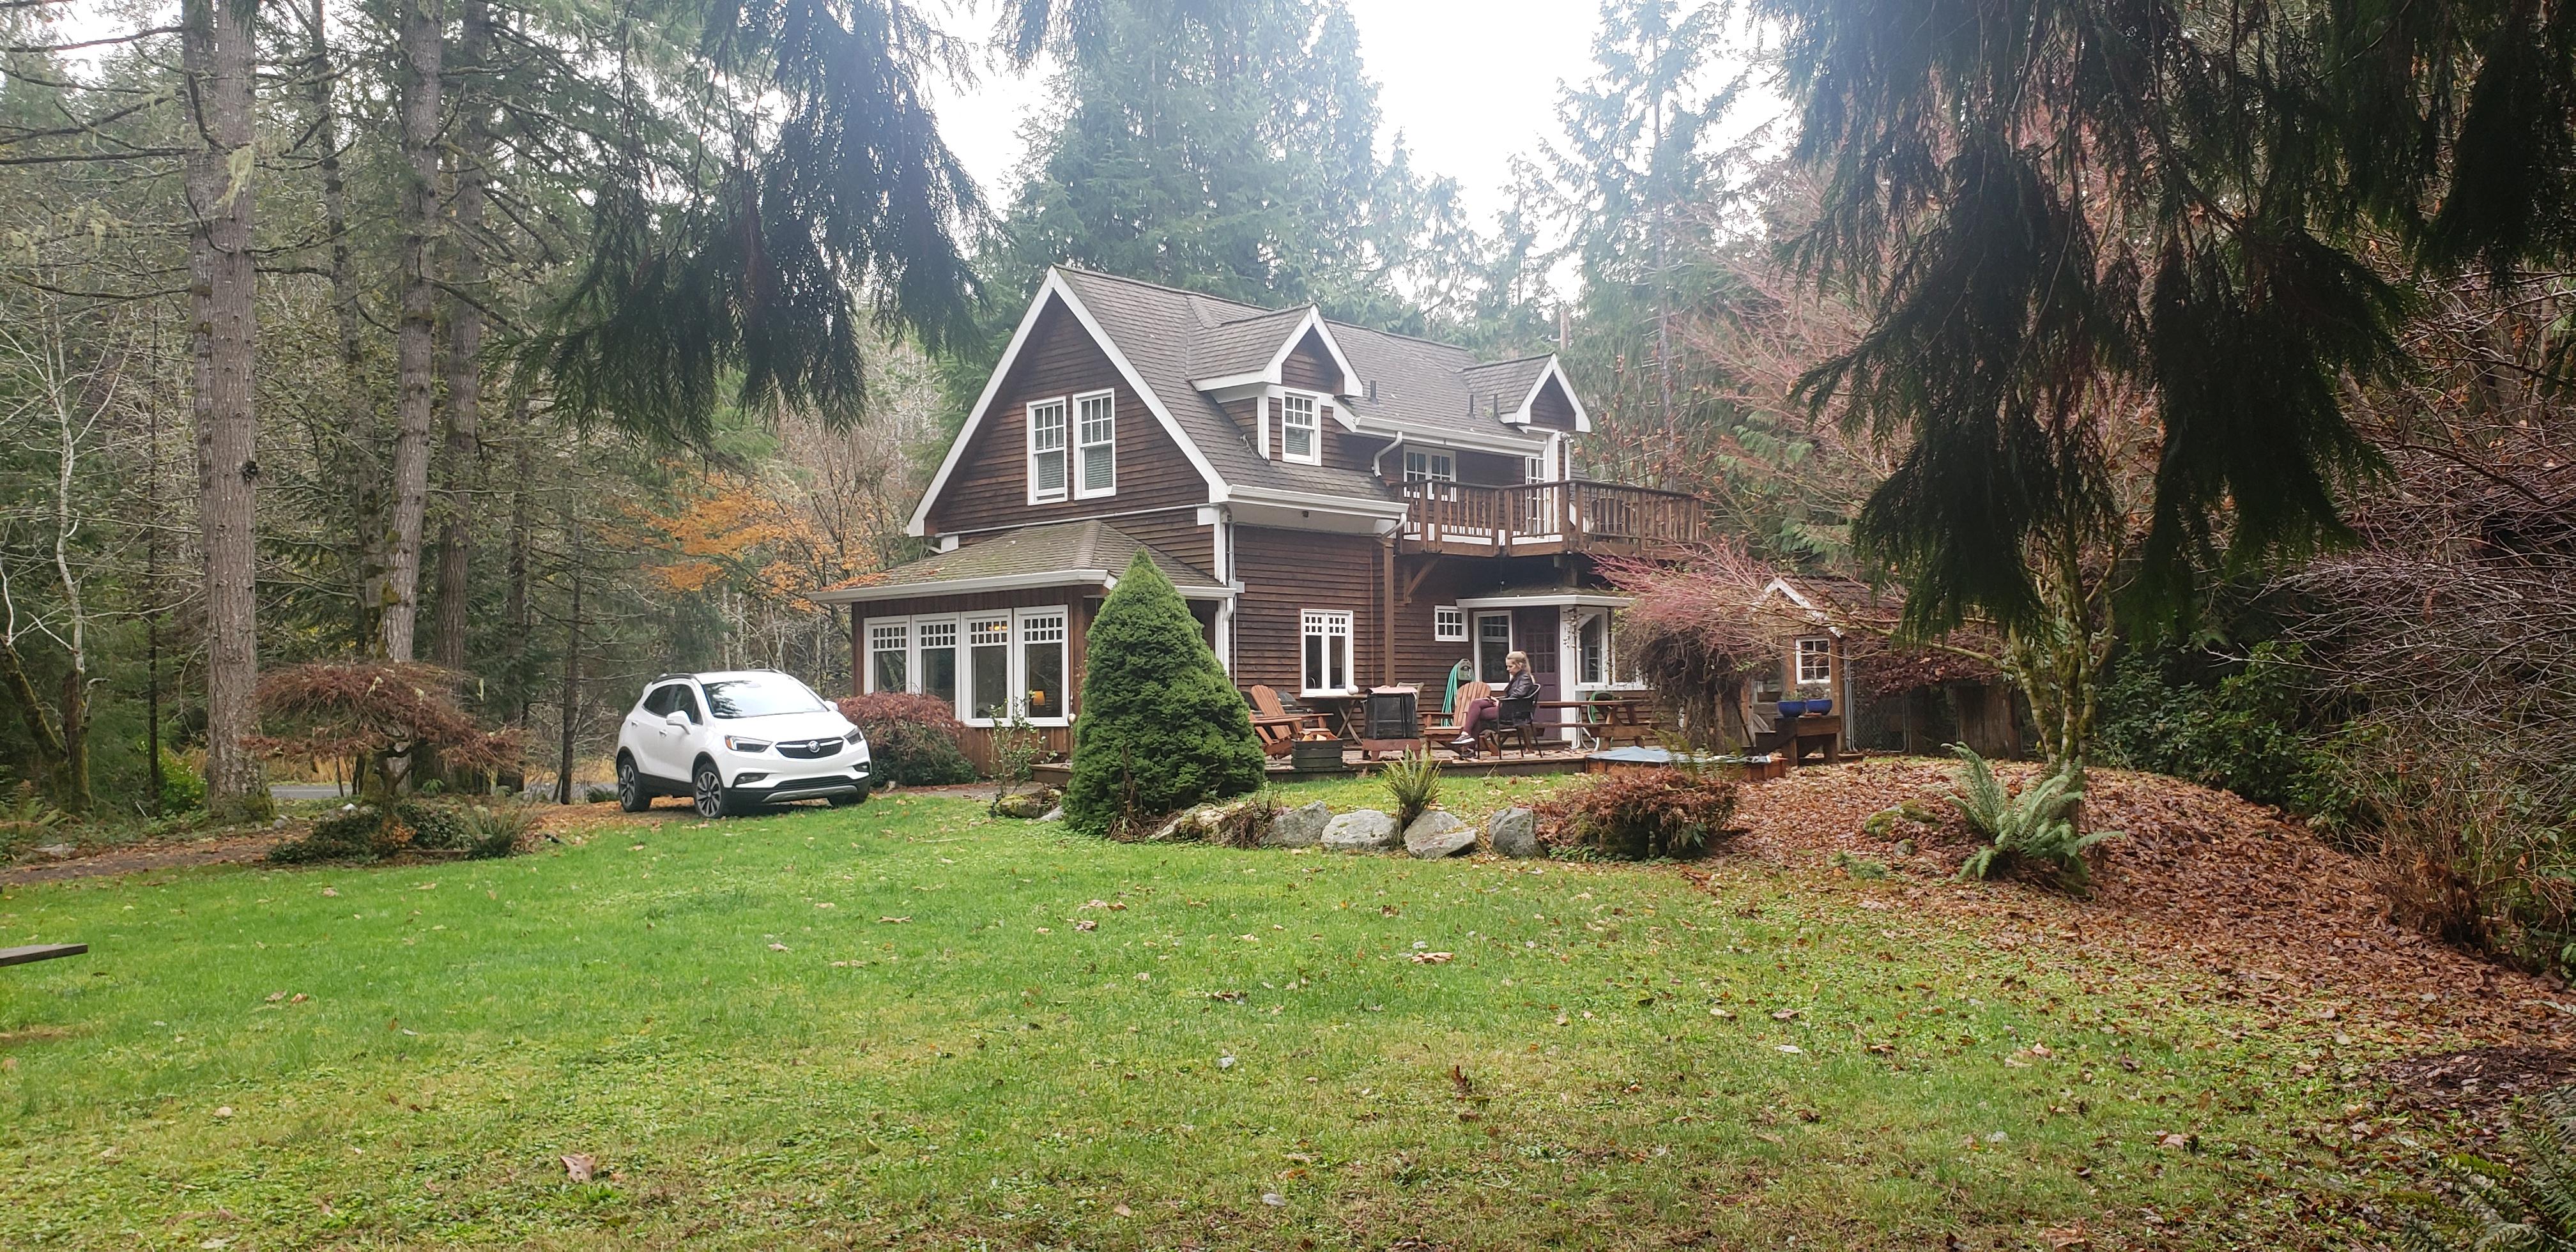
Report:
924,0,1784,229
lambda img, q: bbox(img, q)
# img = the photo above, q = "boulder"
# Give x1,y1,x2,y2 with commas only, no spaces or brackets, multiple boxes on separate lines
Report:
993,788,1061,820
1151,798,1269,843
1488,807,1542,858
1038,806,1064,823
1321,809,1400,851
1402,810,1478,859
1266,800,1333,848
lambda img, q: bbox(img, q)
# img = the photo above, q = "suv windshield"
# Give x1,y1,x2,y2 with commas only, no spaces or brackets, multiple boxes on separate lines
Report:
700,675,827,719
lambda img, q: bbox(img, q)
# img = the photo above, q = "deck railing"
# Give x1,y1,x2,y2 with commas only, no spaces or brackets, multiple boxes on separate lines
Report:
1398,479,1706,553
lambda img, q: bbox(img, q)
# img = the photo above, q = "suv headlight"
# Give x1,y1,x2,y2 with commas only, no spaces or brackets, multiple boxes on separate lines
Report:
843,728,866,745
723,736,773,753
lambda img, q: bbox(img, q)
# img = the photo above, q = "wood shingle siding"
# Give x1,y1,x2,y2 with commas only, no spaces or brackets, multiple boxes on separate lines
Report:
1529,374,1579,431
923,294,1210,538
1230,526,1381,694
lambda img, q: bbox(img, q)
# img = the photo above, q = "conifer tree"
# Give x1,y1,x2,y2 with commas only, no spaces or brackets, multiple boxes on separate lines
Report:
1063,553,1264,838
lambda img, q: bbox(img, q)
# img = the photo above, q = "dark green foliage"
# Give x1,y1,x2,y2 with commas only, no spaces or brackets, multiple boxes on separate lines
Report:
395,798,474,851
1540,768,1740,860
836,692,977,787
531,0,983,447
995,0,1446,331
1758,0,2529,632
269,806,397,864
2098,643,2352,825
2402,1084,2576,1251
1062,553,1264,837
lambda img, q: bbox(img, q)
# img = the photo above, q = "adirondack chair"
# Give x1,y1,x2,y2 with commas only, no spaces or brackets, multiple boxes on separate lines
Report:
1423,682,1541,757
1246,685,1330,757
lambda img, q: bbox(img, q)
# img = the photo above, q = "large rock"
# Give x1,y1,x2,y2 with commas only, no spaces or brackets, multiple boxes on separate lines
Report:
1266,800,1333,848
1321,809,1400,851
1403,810,1478,859
1149,798,1269,844
1488,807,1542,858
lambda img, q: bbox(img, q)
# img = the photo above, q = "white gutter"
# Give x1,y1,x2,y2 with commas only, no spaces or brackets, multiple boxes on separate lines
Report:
815,569,1234,605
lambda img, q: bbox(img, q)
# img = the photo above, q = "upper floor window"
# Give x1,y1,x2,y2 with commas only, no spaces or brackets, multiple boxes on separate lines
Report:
1027,398,1069,503
1280,393,1320,464
1075,390,1116,498
1403,450,1455,482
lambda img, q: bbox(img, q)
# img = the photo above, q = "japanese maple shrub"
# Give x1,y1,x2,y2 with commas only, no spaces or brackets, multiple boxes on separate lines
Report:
1064,553,1264,837
836,692,977,786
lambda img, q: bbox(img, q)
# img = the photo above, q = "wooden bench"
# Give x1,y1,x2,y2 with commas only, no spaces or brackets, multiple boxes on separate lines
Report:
0,943,87,968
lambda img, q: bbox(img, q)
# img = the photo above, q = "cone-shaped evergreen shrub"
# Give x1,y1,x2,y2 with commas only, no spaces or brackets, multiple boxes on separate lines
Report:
1064,552,1265,836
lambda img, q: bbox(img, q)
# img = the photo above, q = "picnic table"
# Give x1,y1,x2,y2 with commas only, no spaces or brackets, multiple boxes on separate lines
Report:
1540,696,1663,751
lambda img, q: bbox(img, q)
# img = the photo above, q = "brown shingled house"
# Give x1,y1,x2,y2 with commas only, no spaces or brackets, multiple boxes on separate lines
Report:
813,267,1705,760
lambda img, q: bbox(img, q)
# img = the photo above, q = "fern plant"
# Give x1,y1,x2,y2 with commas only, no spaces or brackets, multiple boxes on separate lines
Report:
2402,1085,2576,1251
1945,745,2119,890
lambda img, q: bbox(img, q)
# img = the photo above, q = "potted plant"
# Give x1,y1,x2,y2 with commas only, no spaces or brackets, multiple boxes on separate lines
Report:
1774,694,1807,717
1795,682,1833,716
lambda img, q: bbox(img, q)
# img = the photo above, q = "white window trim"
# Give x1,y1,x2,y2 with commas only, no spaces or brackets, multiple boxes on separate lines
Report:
1403,449,1455,484
1301,609,1355,696
1433,606,1468,642
1073,388,1117,500
865,617,910,695
1796,636,1834,686
1473,611,1514,683
1025,396,1070,505
871,608,1072,727
1279,392,1322,466
1013,606,1072,725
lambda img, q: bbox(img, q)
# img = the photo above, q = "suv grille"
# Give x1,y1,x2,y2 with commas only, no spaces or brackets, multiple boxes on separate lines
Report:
776,738,843,760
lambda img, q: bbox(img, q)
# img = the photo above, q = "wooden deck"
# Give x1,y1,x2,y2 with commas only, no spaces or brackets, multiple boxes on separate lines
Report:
1396,479,1706,557
1032,742,1601,786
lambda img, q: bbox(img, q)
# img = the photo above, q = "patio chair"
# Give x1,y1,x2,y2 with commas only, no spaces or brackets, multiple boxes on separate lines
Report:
1246,685,1330,758
1422,681,1489,744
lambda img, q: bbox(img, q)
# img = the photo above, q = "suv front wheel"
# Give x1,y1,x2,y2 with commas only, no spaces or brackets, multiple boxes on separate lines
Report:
691,758,734,819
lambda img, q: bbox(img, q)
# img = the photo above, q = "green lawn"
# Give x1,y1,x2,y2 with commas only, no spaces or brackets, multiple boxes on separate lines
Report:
0,776,2402,1248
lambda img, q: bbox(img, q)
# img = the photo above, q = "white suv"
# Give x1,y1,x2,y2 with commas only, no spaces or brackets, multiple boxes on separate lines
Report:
614,670,871,818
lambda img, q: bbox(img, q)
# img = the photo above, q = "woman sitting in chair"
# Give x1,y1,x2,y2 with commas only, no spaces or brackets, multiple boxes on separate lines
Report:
1450,651,1539,759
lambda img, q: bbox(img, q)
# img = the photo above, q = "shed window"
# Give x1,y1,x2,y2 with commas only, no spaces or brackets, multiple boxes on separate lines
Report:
1027,398,1068,503
1796,636,1833,685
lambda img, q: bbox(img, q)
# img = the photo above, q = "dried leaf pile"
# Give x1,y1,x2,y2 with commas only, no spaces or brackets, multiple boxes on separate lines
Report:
1722,760,2574,1053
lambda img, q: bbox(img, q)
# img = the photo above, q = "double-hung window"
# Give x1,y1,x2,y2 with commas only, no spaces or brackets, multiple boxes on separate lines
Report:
1075,390,1116,498
1019,609,1067,719
1796,636,1833,685
916,619,958,707
1027,398,1070,503
966,615,1013,719
1402,450,1455,482
1280,393,1320,464
868,620,909,694
1301,610,1352,694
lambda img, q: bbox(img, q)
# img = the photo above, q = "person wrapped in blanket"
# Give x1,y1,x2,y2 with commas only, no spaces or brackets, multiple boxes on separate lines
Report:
1450,650,1539,759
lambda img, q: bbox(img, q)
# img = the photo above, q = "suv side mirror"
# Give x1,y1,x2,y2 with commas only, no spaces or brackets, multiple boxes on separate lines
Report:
664,710,692,729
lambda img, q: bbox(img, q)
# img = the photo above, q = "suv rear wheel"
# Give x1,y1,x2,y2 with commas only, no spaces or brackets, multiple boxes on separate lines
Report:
616,754,651,813
691,758,732,819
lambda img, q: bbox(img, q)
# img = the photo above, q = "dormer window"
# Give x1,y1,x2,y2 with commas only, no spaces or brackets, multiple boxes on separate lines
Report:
1075,390,1116,498
1402,450,1455,482
1027,397,1069,503
1280,393,1321,464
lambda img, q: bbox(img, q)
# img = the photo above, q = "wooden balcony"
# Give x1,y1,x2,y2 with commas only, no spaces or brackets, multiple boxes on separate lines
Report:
1397,479,1706,557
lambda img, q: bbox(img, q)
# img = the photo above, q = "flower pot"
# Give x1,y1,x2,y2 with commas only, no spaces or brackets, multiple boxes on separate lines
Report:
1805,699,1832,716
1775,700,1808,717
1290,738,1347,773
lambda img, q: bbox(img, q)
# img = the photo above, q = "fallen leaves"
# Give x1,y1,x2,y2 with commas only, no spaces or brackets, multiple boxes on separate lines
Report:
562,1153,597,1182
1409,951,1453,965
877,916,910,924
